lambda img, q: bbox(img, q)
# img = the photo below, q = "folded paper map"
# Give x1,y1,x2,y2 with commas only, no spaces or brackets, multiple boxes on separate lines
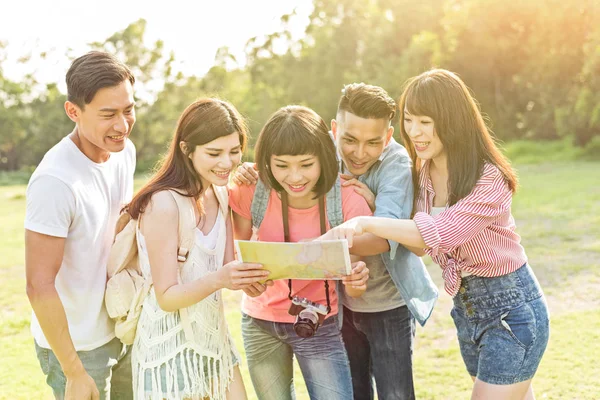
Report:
234,240,352,281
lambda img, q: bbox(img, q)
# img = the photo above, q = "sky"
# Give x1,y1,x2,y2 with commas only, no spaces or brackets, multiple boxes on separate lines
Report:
0,0,312,91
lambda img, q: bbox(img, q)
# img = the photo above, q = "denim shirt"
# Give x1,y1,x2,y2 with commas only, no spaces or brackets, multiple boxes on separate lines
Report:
341,138,438,326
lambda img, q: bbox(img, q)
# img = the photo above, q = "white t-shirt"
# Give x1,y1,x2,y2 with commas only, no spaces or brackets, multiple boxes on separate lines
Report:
342,254,405,313
25,136,136,351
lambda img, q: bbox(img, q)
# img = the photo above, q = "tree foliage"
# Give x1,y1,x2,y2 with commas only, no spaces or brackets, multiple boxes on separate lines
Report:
0,0,598,171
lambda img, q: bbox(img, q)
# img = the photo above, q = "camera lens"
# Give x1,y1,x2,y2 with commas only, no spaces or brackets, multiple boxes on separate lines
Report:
298,309,319,324
295,323,315,338
293,309,320,338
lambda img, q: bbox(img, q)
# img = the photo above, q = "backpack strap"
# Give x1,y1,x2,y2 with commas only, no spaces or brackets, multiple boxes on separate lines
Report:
250,179,270,232
168,190,196,263
168,190,197,342
107,212,138,279
324,176,346,330
251,177,342,231
325,176,344,228
169,185,228,255
213,185,229,216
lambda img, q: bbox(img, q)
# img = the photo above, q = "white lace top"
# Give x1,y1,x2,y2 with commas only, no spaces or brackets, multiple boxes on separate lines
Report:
132,210,239,399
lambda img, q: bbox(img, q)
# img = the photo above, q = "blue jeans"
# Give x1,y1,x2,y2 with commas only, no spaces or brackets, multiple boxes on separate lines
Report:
241,313,353,400
34,337,132,400
451,264,550,385
342,306,416,400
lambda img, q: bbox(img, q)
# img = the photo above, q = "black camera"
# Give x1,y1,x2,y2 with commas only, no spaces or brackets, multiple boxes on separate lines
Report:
288,296,329,338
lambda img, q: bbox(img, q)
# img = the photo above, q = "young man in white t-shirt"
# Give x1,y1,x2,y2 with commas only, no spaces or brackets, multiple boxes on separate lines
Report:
25,51,136,400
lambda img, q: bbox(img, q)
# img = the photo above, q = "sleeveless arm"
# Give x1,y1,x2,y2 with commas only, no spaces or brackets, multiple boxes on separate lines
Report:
142,191,222,311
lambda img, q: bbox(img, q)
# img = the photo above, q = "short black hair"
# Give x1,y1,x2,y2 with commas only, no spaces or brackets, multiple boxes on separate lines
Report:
337,82,396,121
66,51,135,108
255,105,338,198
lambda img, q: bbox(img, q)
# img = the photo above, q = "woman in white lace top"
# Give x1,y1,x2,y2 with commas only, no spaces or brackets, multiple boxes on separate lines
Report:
123,99,270,399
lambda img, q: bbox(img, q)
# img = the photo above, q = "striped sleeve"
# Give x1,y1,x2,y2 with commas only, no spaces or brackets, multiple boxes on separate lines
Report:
414,164,512,256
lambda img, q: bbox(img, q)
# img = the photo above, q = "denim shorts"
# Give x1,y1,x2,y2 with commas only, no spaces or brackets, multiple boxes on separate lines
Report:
451,264,550,385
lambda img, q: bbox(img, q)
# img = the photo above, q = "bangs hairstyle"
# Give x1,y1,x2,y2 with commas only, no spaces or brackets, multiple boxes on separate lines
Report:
337,82,396,121
398,69,517,206
125,98,247,219
66,51,135,109
255,105,338,198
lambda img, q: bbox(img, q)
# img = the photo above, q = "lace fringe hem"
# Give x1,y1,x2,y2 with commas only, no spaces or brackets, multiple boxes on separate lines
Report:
133,347,235,400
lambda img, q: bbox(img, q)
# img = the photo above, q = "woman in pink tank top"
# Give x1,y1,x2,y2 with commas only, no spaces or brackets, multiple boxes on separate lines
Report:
230,105,371,400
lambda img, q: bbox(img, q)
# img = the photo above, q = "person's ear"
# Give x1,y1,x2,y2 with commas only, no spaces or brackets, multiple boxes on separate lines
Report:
385,126,394,145
179,141,193,158
331,119,338,139
64,101,81,123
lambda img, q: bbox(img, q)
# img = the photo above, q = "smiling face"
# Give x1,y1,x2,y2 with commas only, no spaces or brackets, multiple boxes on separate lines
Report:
186,132,242,188
332,111,393,176
403,109,446,163
65,79,135,162
269,154,321,208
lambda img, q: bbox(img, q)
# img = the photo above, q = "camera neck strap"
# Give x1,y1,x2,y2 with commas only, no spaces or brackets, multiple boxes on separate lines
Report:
281,193,326,242
281,193,331,312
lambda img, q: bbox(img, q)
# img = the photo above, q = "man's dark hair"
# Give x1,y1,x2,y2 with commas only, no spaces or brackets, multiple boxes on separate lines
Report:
66,51,135,108
337,82,396,121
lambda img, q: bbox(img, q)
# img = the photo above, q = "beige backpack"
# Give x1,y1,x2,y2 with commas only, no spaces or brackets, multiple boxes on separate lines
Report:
105,187,228,345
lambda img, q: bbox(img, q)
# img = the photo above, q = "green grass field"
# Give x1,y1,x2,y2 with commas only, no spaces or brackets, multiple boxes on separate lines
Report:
1,161,599,399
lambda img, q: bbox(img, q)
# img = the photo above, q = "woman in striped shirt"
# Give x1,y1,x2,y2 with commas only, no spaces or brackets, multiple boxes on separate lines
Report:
323,69,549,400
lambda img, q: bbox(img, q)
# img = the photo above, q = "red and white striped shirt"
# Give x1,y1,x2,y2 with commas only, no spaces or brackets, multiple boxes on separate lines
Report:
413,161,528,297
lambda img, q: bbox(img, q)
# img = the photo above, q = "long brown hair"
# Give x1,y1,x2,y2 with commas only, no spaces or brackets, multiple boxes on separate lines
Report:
125,98,247,219
255,105,338,198
398,69,517,206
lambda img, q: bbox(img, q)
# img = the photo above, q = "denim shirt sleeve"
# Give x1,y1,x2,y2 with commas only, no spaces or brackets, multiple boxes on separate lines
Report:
368,150,413,260
361,141,438,326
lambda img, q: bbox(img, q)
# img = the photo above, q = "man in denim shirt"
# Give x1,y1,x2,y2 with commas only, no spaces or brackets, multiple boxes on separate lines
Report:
233,84,437,400
328,83,437,400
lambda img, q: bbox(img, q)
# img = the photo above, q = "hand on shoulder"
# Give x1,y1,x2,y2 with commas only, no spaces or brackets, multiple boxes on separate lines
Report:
232,162,258,186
